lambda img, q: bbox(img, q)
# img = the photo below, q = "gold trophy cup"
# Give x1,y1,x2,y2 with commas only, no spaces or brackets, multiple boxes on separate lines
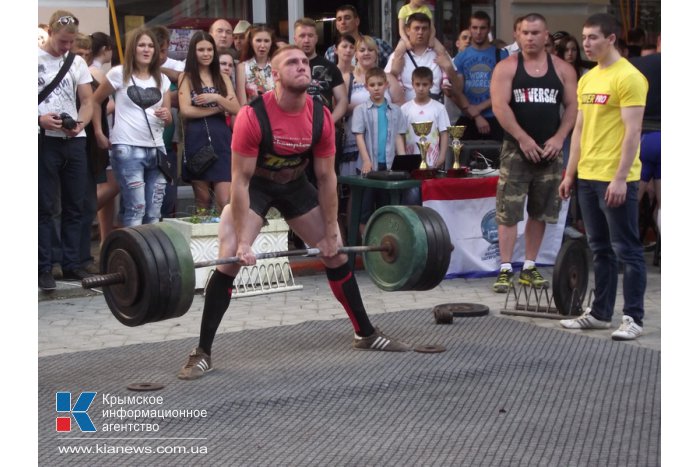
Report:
410,121,438,179
446,125,468,177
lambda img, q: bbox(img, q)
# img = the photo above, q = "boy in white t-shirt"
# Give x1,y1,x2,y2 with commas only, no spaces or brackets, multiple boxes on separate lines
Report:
401,66,449,169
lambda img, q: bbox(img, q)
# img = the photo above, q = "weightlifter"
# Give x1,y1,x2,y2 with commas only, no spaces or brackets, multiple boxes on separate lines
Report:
489,13,577,293
178,46,410,380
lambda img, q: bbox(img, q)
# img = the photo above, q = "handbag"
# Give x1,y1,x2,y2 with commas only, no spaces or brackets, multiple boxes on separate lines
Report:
132,77,174,184
185,117,218,176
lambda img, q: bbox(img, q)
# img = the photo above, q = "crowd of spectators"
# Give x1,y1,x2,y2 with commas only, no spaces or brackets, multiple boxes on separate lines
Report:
38,4,660,305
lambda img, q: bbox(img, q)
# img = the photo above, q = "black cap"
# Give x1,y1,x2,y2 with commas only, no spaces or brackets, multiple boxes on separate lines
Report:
552,31,570,41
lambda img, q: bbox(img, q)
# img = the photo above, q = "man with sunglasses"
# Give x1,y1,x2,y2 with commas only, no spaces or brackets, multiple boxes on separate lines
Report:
324,4,392,69
38,10,94,291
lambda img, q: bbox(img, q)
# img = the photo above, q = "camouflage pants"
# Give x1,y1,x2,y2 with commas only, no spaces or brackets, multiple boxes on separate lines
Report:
496,139,562,226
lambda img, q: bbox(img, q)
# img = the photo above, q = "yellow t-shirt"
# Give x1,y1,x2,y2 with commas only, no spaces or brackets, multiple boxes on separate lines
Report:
577,58,648,181
398,4,432,23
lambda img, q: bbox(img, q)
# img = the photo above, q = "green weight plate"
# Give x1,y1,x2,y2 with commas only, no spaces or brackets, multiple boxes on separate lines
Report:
132,226,170,324
100,228,159,327
151,224,194,321
552,239,589,316
158,222,195,317
362,205,428,291
410,206,452,290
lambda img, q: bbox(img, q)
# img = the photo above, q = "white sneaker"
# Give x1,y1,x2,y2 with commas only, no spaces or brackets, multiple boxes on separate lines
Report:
611,315,643,341
560,308,611,329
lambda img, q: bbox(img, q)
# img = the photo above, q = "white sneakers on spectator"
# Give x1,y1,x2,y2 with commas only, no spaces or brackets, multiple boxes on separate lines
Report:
560,308,611,329
611,315,643,341
560,309,643,341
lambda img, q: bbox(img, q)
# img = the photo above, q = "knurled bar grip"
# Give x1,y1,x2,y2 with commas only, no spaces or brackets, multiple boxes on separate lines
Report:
82,244,390,289
82,272,125,288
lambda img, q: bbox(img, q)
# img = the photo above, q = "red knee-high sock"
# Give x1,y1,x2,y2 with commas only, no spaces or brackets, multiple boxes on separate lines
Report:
326,262,375,337
198,269,235,355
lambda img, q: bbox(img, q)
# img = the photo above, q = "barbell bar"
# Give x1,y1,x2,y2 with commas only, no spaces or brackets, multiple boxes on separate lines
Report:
81,205,453,327
82,244,394,289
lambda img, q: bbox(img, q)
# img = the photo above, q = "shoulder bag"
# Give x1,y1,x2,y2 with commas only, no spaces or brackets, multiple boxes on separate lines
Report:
184,116,218,176
131,76,174,184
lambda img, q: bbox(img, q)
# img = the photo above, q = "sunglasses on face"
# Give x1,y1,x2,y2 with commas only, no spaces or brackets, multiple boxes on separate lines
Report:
56,16,79,26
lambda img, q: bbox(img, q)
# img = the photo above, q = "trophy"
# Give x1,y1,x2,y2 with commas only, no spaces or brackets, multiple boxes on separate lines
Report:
446,125,468,177
410,121,437,179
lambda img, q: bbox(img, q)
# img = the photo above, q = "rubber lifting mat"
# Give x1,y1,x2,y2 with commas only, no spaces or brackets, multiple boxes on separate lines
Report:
38,309,660,466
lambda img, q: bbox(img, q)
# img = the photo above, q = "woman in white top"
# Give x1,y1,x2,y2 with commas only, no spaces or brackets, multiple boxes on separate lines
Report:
92,27,172,227
235,24,278,104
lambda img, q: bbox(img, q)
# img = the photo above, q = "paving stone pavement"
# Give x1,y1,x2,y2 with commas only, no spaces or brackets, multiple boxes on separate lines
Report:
38,254,661,357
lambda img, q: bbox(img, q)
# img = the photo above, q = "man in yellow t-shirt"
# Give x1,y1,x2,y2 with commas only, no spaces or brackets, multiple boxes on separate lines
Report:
558,13,648,341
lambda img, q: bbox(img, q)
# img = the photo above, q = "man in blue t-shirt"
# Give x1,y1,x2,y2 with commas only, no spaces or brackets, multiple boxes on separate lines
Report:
453,11,508,140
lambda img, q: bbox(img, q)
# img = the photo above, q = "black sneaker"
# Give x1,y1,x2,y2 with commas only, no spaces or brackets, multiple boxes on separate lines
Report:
353,328,411,352
39,271,56,292
62,268,94,281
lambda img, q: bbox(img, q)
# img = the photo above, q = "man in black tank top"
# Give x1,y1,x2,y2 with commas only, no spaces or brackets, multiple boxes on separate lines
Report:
489,13,578,293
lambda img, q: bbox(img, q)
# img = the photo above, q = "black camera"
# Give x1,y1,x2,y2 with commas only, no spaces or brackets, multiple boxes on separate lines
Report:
59,112,78,130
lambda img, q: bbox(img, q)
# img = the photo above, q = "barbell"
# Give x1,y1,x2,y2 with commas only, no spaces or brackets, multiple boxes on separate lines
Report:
82,205,453,327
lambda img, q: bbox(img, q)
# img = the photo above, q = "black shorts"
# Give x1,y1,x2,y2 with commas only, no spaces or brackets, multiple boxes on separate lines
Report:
249,174,319,220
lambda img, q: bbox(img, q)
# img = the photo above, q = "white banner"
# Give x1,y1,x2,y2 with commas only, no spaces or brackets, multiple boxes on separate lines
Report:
422,177,568,278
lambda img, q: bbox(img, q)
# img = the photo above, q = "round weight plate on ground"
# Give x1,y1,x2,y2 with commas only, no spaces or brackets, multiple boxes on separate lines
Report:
100,228,159,327
552,239,589,316
149,224,190,322
414,344,447,353
433,303,490,318
127,382,165,392
410,207,453,290
363,206,429,291
158,223,195,317
433,307,454,324
132,226,171,324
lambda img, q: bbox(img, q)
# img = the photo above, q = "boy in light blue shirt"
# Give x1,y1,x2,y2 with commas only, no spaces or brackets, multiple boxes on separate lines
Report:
352,67,408,232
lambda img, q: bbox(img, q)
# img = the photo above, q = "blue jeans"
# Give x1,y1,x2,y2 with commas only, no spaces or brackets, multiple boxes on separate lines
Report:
110,145,167,227
577,179,646,326
38,136,88,272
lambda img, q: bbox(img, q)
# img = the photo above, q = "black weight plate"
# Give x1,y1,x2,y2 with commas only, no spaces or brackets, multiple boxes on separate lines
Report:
158,222,196,319
366,170,410,180
423,207,453,289
105,248,139,308
552,239,589,316
132,226,170,324
100,228,158,327
143,224,181,322
138,224,184,323
410,207,452,290
433,303,490,318
150,224,193,321
408,206,440,291
414,344,447,353
127,382,165,392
